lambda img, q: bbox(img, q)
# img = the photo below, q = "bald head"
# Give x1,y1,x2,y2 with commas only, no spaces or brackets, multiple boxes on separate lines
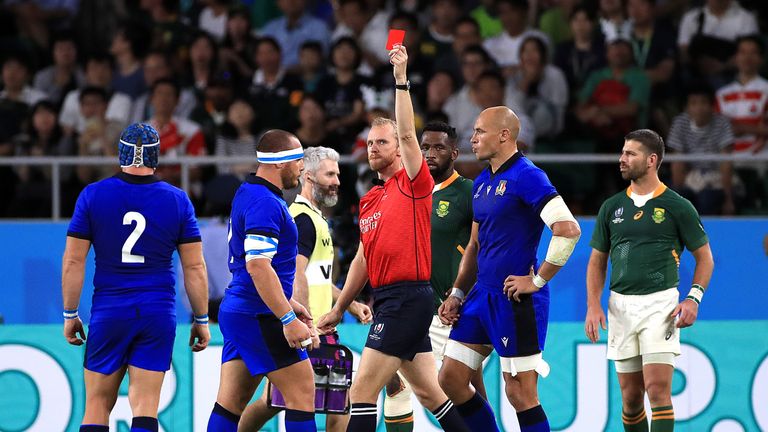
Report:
257,129,302,153
480,106,520,142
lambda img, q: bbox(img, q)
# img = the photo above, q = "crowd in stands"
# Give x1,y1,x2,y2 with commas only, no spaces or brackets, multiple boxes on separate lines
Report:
2,0,768,228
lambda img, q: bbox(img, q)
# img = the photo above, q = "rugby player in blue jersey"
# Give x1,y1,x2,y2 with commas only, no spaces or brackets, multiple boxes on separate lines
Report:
437,107,582,432
62,123,211,432
207,129,318,432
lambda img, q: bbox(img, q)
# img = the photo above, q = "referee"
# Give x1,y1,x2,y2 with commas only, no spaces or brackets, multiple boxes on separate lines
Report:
317,45,468,432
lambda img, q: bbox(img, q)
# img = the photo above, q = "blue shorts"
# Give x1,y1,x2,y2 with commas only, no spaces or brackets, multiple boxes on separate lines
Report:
449,284,549,357
219,309,309,376
84,313,176,375
365,281,433,360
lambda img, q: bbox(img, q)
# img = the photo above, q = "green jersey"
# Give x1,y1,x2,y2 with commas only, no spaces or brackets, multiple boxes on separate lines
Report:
590,184,709,295
431,172,474,311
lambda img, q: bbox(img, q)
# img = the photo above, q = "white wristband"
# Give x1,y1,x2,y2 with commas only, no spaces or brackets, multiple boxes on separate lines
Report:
532,274,548,288
449,287,465,301
686,284,705,305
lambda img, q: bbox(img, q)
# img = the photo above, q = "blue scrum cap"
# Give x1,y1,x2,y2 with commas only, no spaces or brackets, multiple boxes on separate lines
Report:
118,123,161,168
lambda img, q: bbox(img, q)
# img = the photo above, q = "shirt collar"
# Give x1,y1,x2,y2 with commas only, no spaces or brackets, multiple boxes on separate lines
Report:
246,174,283,198
626,182,667,198
489,151,523,179
294,193,321,214
115,172,161,184
433,170,460,193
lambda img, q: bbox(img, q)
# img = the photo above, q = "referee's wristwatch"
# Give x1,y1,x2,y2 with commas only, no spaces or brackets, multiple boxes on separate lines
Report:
395,80,410,91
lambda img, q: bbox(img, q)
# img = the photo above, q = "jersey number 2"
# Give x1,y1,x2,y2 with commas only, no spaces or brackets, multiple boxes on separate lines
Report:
122,211,146,263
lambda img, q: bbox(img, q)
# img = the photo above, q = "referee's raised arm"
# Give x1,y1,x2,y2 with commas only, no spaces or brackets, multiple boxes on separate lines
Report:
390,44,422,180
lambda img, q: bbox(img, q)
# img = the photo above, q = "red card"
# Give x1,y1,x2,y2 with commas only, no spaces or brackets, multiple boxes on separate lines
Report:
386,29,405,50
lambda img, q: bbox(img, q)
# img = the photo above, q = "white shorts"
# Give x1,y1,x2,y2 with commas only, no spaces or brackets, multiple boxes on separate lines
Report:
607,287,681,361
429,315,452,362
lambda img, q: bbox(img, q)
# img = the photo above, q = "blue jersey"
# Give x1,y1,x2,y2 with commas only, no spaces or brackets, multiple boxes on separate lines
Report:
472,152,558,291
223,175,298,315
67,172,201,317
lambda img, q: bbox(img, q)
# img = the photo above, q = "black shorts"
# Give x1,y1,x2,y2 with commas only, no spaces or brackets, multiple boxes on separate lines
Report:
365,281,433,360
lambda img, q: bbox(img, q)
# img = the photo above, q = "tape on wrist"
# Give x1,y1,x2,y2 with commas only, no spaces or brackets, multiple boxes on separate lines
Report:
194,314,209,325
280,310,297,326
686,284,705,305
449,287,465,301
63,309,78,320
532,274,548,288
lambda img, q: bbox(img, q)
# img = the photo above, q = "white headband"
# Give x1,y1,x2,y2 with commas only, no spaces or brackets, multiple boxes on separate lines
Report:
257,147,304,164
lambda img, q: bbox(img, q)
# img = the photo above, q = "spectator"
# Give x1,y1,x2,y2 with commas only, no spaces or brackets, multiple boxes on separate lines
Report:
33,31,85,106
538,0,578,45
599,0,632,42
1,53,47,107
75,86,121,183
433,15,483,85
293,95,342,152
372,11,433,103
59,53,132,136
577,38,650,147
554,6,606,98
483,0,549,77
508,36,568,139
347,0,392,68
424,70,456,118
332,0,370,42
422,0,462,62
444,45,524,149
260,0,331,70
667,83,737,215
6,0,79,49
129,50,197,124
9,101,73,217
140,0,194,63
246,36,303,133
471,0,503,39
220,5,257,87
184,32,220,96
678,0,758,86
197,0,230,42
297,41,327,93
716,35,768,156
109,20,152,100
315,37,367,153
146,78,207,160
627,0,677,135
214,99,258,177
189,76,235,153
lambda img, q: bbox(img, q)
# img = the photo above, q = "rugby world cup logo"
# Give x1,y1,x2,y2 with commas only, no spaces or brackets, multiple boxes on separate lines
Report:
374,323,384,334
612,207,624,224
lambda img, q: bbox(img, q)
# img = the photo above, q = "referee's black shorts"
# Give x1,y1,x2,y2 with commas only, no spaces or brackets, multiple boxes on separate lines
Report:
365,281,433,360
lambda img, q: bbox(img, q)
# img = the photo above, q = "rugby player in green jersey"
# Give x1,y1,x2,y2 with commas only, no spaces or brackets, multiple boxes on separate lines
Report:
585,129,715,432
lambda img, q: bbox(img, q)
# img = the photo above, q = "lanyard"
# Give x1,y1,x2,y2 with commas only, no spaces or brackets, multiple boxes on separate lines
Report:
631,31,653,68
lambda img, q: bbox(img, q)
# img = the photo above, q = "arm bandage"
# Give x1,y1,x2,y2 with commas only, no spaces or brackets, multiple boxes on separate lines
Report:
540,196,580,266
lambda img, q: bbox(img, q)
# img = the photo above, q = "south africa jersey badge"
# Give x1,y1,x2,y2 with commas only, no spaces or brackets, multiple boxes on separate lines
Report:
652,207,666,224
436,200,450,218
495,180,507,196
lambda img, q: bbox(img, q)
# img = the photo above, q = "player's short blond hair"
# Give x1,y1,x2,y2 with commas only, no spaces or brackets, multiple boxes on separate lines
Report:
371,117,399,143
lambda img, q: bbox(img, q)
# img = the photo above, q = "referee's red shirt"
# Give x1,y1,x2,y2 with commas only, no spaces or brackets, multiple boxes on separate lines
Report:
359,158,434,288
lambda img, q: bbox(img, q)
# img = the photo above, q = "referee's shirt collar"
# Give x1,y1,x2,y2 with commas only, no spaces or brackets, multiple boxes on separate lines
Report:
490,151,522,180
246,174,284,198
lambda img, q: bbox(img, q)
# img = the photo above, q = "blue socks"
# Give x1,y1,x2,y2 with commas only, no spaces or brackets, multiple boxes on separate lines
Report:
517,405,550,432
348,402,378,431
80,426,108,432
207,402,240,432
131,416,158,432
285,409,317,432
455,392,500,432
